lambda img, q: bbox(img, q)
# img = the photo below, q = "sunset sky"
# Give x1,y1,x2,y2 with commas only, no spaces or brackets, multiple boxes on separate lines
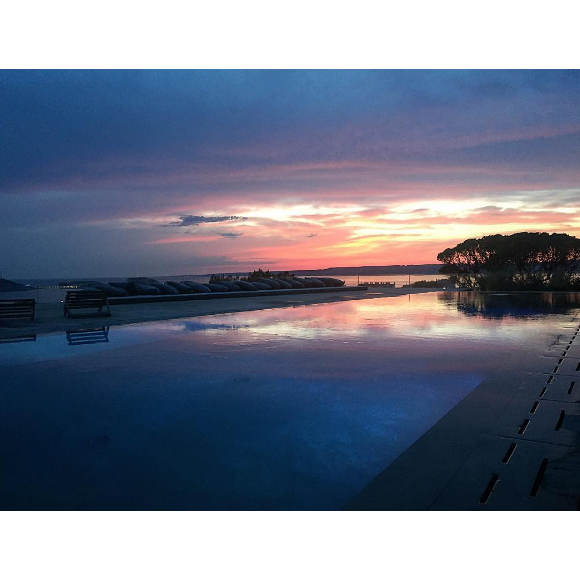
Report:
2,69,580,278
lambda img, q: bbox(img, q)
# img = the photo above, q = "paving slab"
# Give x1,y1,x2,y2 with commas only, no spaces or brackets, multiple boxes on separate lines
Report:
517,373,580,403
552,329,579,338
524,356,569,375
545,348,580,359
550,340,579,353
491,398,580,446
548,356,580,377
431,436,580,510
537,356,580,377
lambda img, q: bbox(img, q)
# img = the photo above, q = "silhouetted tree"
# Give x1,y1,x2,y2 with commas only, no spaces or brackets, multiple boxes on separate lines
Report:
437,232,580,290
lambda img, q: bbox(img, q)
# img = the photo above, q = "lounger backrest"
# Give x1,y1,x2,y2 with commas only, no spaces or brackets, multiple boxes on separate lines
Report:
65,290,108,308
0,299,36,320
64,290,111,319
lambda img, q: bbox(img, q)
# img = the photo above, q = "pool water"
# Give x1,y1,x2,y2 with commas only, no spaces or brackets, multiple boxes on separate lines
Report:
1,292,578,510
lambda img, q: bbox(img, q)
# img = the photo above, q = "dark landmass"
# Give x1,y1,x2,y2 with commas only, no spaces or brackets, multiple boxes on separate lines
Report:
57,280,95,287
16,265,443,287
292,264,443,276
202,264,443,277
0,278,35,292
402,278,451,289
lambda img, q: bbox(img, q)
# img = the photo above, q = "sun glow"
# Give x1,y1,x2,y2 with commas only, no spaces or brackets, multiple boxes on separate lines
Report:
136,190,580,270
243,204,368,221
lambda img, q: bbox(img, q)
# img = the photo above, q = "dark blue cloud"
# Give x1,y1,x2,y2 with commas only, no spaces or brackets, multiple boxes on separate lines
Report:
2,70,580,193
219,232,244,238
164,215,247,227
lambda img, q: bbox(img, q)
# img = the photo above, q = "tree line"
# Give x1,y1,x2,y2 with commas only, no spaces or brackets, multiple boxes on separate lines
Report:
437,232,580,290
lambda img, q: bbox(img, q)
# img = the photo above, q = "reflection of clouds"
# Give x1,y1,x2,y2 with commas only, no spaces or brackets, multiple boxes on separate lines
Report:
4,292,578,370
180,321,246,333
182,292,579,354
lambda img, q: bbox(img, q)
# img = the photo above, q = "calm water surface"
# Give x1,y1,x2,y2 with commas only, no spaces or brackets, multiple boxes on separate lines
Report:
1,292,578,510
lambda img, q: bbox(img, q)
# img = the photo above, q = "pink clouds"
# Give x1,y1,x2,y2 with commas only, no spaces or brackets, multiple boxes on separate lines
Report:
136,191,580,271
24,152,580,197
4,70,580,278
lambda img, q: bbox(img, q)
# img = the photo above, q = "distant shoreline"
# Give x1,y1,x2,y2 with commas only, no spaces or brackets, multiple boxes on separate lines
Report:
0,278,35,293
11,264,443,284
290,264,442,276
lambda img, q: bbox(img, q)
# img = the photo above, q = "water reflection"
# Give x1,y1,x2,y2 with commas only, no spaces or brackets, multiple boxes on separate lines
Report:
440,291,580,319
0,334,36,345
2,292,579,511
181,321,246,333
2,293,580,510
1,292,579,367
66,327,110,346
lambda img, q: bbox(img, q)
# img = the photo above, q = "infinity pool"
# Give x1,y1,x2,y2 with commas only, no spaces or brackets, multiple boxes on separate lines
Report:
1,292,578,510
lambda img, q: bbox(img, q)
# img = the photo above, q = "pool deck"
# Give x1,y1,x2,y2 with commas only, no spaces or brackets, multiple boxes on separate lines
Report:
0,286,436,338
347,308,580,510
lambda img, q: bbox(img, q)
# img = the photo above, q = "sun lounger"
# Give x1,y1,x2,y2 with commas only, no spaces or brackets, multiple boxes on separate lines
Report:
0,298,36,321
0,334,37,344
64,290,111,319
66,327,110,345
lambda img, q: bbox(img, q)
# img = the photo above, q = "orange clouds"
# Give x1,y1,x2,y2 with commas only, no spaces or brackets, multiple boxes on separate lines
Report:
141,193,580,271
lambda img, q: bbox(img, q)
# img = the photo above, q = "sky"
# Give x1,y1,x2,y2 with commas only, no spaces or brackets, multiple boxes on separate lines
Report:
1,69,580,279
